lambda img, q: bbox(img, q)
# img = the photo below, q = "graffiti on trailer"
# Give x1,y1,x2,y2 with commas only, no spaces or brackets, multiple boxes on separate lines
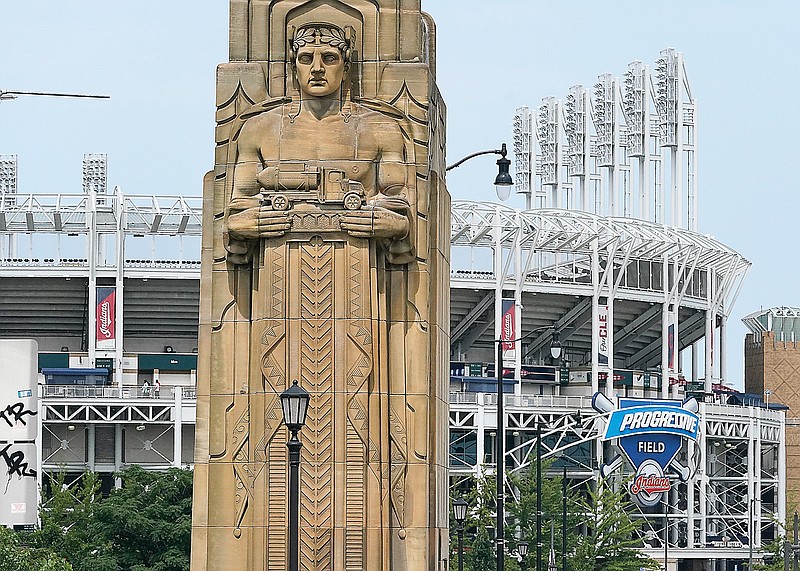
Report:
0,443,37,493
0,402,37,427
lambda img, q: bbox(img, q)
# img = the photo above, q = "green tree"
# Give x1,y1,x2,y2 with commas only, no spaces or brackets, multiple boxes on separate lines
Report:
451,473,499,571
751,536,786,571
568,481,659,571
26,466,193,571
506,458,582,571
29,470,103,567
0,526,72,571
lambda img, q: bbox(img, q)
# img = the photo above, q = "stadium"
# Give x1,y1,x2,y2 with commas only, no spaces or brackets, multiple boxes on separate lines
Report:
0,48,784,570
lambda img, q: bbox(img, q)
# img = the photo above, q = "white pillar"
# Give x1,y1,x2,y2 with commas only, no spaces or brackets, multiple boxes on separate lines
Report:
173,386,183,467
87,186,97,363
475,394,485,480
87,424,96,471
114,187,125,388
114,424,123,488
719,315,727,385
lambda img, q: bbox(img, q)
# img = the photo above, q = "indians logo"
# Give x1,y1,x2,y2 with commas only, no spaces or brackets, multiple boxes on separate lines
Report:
592,392,700,507
98,300,113,338
95,287,116,347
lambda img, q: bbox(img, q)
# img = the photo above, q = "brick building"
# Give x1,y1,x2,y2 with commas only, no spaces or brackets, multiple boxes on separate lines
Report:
744,307,800,512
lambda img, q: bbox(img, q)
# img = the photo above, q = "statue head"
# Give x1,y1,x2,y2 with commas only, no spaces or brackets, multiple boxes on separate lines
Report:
289,23,354,98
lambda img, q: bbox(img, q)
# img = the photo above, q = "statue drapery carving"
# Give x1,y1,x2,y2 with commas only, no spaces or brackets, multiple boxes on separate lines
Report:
192,3,449,570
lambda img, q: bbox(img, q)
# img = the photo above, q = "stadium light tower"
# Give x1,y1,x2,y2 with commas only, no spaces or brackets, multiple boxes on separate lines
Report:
513,107,533,209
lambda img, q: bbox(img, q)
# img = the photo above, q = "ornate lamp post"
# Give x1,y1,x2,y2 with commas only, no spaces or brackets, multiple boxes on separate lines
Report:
496,328,561,571
453,497,468,571
445,143,515,201
280,380,310,571
518,540,530,571
445,143,514,570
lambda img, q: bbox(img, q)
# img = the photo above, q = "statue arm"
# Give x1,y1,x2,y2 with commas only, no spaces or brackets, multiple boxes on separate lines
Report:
224,119,291,262
373,130,415,263
341,120,415,264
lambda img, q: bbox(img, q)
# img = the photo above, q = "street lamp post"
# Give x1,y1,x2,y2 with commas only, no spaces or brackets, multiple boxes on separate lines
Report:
280,380,311,571
453,497,468,571
663,495,669,571
562,465,568,571
446,142,515,571
445,143,515,200
495,329,561,571
536,421,542,571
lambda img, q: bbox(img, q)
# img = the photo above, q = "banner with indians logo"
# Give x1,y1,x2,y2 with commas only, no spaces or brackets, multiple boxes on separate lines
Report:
96,287,116,349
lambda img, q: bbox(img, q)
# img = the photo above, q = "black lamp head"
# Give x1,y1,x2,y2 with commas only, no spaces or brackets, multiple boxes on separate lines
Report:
494,143,514,200
549,330,562,360
517,539,529,558
280,380,311,431
452,496,468,524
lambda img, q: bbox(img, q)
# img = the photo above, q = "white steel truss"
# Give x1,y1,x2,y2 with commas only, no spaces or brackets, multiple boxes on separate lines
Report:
449,397,784,561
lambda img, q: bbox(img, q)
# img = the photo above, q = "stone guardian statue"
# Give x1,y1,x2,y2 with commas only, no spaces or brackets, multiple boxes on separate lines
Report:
191,3,449,570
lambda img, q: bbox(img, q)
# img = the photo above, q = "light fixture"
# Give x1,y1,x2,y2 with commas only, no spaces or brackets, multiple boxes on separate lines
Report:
164,345,174,353
280,380,311,433
494,143,514,200
453,497,468,571
280,380,311,571
136,424,146,431
452,497,468,526
61,346,69,352
550,331,562,360
445,143,514,202
67,425,76,431
517,539,529,558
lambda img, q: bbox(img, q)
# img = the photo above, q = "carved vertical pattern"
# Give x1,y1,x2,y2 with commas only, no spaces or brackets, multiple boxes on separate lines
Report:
298,240,334,571
345,247,371,570
260,244,288,570
267,428,287,571
231,405,254,534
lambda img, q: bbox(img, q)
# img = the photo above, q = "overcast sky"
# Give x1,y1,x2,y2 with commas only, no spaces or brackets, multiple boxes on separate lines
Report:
2,1,799,388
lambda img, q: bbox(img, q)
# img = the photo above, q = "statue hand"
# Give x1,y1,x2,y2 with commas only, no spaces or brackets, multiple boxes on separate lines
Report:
227,206,291,240
340,205,409,239
257,208,292,238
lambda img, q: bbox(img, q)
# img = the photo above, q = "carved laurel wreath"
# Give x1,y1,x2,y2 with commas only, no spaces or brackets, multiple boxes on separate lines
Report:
292,25,350,55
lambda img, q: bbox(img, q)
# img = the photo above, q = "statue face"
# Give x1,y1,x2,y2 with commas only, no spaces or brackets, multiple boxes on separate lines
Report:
295,44,345,98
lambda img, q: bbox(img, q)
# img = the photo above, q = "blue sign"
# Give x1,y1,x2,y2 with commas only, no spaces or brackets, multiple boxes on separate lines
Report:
593,393,700,507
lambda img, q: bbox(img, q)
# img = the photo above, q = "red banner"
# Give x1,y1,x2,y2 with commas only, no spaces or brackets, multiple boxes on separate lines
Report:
96,287,116,349
501,299,515,352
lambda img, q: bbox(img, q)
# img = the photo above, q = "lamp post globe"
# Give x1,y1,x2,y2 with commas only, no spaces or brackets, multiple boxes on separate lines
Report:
280,380,310,431
453,497,468,525
518,540,529,558
549,331,562,360
494,143,514,200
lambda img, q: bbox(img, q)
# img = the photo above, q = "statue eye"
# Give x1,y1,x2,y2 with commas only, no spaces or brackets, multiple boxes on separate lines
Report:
323,54,339,64
298,54,312,64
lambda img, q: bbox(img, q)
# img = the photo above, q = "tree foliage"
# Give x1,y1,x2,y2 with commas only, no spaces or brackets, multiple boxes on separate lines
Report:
0,525,72,571
23,466,193,571
569,480,659,571
450,464,660,571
